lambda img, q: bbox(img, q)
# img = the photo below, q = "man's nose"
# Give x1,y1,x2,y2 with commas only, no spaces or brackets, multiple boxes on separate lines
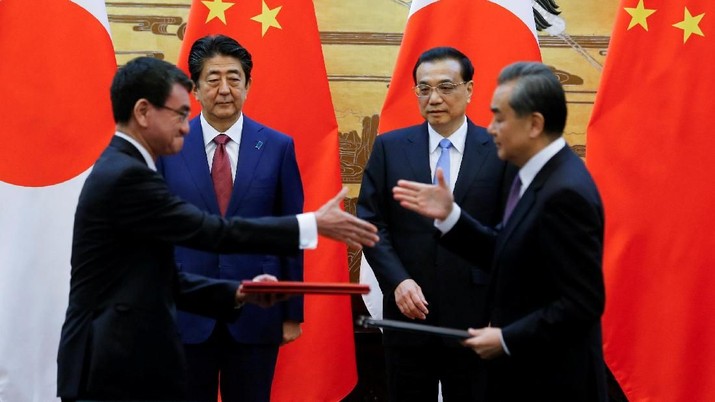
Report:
218,78,230,93
428,88,444,103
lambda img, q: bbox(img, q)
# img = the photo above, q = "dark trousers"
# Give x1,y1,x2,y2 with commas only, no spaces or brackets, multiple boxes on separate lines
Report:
384,340,485,402
183,324,279,402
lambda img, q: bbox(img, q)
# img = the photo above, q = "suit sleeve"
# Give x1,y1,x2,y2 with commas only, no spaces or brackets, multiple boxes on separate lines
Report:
440,209,498,268
276,139,305,322
111,164,300,255
501,189,605,354
357,136,412,294
174,271,241,321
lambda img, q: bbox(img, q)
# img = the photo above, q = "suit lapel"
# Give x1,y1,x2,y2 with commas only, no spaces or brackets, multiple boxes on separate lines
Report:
494,146,570,257
227,116,264,215
453,120,491,204
402,122,432,183
180,118,221,214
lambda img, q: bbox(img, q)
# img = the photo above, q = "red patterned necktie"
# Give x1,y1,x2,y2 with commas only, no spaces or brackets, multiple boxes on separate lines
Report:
212,134,233,216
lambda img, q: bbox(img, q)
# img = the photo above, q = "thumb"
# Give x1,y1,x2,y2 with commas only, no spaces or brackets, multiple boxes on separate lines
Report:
327,187,348,207
436,168,448,189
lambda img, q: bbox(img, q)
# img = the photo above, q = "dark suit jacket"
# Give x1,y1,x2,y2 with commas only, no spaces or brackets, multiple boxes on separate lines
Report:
357,120,510,346
57,136,299,400
443,146,607,402
158,116,304,345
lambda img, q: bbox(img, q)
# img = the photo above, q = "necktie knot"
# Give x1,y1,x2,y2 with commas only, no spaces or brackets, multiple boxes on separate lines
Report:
438,138,452,150
214,133,230,146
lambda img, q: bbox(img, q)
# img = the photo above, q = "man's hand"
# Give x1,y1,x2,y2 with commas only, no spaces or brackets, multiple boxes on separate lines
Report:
462,327,505,360
281,320,302,345
315,187,379,249
393,169,454,220
394,279,429,320
235,274,287,308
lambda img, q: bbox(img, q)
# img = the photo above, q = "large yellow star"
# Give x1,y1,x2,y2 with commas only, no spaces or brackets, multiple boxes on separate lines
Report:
250,1,282,37
673,7,705,43
624,0,656,31
202,0,235,24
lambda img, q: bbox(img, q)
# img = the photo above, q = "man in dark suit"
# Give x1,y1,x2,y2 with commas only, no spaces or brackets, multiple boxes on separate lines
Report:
157,35,304,402
357,47,510,401
56,57,377,402
394,61,607,402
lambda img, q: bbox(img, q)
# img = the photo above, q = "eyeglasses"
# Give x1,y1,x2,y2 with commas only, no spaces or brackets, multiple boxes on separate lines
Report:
413,81,469,98
157,105,190,123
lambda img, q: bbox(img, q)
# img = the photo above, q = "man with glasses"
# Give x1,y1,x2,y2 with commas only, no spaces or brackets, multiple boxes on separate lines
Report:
57,56,377,402
157,35,305,402
357,47,511,401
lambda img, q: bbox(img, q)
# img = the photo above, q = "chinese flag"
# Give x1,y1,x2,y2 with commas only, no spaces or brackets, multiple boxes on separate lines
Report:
179,1,356,400
587,1,715,400
378,0,542,133
0,0,115,400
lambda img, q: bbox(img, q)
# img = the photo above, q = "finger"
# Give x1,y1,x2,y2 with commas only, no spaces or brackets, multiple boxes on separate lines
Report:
327,187,349,207
345,237,363,250
396,179,426,191
253,274,278,282
392,187,416,202
348,213,378,233
410,292,429,315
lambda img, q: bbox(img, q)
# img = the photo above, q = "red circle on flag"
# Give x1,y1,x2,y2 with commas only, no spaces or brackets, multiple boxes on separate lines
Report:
0,1,116,187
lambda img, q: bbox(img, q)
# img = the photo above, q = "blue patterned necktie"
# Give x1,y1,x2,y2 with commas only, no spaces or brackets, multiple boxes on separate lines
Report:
434,138,452,186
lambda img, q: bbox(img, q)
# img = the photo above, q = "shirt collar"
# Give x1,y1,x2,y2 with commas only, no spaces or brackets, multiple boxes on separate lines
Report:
114,131,156,171
201,112,244,147
517,136,566,196
428,117,468,154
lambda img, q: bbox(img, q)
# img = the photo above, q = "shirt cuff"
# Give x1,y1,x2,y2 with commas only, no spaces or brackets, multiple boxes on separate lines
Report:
297,212,318,249
434,203,461,234
499,330,511,356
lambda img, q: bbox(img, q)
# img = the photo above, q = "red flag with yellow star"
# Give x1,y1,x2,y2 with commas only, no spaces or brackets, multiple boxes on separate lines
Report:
587,0,715,400
179,1,356,400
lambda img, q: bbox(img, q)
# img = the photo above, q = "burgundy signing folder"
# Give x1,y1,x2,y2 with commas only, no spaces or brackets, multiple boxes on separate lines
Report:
240,281,370,295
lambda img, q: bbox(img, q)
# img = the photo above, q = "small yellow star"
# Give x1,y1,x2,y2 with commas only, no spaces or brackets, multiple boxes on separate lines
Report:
672,7,705,43
624,0,656,31
250,1,282,37
202,0,235,25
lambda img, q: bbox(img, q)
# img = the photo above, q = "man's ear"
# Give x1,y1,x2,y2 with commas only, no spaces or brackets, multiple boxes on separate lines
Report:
529,112,545,138
133,99,151,128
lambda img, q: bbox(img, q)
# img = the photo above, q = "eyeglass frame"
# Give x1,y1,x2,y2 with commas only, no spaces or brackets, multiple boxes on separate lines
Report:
156,104,190,123
413,81,471,98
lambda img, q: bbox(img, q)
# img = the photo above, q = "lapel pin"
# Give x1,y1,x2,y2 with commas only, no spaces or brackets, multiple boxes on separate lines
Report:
255,141,263,150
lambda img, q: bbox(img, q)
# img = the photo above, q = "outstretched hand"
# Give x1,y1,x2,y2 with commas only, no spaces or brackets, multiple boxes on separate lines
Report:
393,168,454,220
315,187,379,249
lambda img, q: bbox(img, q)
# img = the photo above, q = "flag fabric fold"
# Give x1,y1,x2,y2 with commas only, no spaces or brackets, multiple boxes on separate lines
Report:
179,1,356,400
0,1,116,401
587,1,715,400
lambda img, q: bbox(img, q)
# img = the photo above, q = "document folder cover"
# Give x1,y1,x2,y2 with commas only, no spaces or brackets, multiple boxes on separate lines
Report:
241,281,370,295
356,316,470,339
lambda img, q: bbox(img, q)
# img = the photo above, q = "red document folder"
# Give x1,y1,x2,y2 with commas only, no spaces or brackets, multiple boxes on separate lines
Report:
240,281,370,295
